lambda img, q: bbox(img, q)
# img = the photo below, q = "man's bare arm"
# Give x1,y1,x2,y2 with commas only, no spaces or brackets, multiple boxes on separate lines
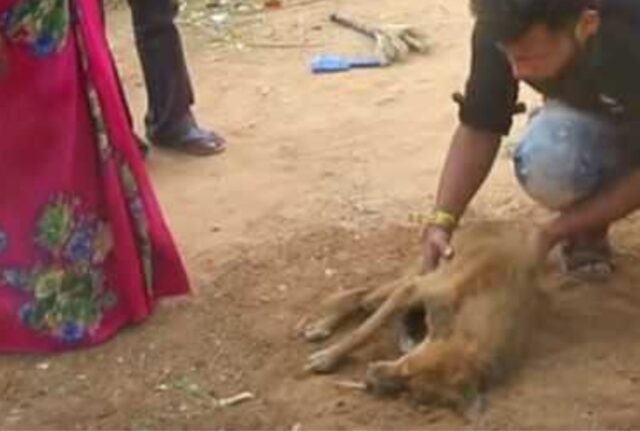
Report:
435,124,502,218
423,123,501,271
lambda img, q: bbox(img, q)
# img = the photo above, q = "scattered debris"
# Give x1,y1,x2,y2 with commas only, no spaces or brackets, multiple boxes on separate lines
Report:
277,283,288,292
217,391,255,407
259,294,272,303
264,0,282,8
36,362,50,371
179,0,323,50
311,55,383,74
309,13,430,73
324,268,336,278
294,316,310,334
168,376,209,399
330,379,367,391
329,13,430,66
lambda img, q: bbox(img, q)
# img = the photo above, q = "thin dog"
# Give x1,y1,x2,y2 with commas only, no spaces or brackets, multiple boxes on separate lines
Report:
303,221,543,411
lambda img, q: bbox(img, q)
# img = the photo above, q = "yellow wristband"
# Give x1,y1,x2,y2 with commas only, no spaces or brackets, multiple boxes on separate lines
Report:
428,210,458,231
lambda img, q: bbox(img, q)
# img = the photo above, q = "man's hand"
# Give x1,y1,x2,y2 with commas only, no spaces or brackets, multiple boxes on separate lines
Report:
550,171,640,243
421,225,454,273
0,35,8,78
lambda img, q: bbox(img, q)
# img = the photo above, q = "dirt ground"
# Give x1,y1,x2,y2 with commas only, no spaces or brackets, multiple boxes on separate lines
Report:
3,0,640,429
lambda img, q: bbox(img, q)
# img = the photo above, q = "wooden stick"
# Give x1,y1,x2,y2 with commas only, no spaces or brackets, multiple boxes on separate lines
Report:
330,379,367,391
329,13,377,39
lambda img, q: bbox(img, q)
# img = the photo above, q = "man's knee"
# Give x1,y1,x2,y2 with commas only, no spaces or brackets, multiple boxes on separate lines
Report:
513,100,624,210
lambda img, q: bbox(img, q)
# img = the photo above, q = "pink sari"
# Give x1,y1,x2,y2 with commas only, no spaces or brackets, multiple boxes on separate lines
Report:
0,0,190,352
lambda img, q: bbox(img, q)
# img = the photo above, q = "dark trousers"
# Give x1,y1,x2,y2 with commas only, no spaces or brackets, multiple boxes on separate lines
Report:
127,0,195,139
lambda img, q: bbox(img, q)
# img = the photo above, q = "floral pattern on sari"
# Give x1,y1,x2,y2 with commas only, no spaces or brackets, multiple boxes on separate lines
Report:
119,163,154,295
2,195,117,343
0,0,189,352
0,0,70,57
72,16,155,296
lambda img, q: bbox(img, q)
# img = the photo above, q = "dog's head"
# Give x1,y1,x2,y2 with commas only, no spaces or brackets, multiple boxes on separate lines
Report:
409,342,480,401
407,361,486,418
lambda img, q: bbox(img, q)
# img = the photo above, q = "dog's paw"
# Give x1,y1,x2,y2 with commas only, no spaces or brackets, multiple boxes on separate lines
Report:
365,361,406,396
303,323,332,343
305,348,341,374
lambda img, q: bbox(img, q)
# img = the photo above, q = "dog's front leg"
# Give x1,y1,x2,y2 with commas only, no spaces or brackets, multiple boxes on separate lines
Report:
366,336,465,394
303,288,369,342
365,340,434,396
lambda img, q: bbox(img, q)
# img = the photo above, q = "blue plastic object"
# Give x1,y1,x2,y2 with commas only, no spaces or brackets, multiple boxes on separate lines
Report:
311,54,383,73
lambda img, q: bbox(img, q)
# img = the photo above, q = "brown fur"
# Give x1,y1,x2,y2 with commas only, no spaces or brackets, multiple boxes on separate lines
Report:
302,221,543,413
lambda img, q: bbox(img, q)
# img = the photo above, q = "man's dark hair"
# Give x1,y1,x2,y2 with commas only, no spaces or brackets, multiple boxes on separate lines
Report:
472,0,599,41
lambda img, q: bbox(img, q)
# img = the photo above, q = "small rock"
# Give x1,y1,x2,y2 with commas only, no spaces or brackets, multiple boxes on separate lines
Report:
260,86,272,97
264,0,282,8
236,4,252,13
376,96,397,106
210,13,229,25
36,362,50,371
277,284,288,292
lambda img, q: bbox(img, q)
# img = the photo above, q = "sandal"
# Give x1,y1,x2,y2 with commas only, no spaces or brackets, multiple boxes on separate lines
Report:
561,239,614,281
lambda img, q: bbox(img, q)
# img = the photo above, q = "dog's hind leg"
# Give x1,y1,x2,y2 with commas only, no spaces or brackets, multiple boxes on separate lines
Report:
397,265,479,352
417,253,494,308
361,276,413,310
305,278,418,373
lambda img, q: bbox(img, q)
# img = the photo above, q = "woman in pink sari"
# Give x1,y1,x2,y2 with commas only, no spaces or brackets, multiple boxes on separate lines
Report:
0,0,190,352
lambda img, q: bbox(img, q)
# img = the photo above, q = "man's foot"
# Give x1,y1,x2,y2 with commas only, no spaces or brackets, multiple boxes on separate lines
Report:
561,238,614,281
149,124,226,156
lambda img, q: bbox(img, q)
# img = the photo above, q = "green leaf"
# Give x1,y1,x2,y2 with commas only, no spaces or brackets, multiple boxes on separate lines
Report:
36,199,74,253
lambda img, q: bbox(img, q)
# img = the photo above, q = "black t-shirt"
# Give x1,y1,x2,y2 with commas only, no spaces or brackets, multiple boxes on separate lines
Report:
459,0,640,135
